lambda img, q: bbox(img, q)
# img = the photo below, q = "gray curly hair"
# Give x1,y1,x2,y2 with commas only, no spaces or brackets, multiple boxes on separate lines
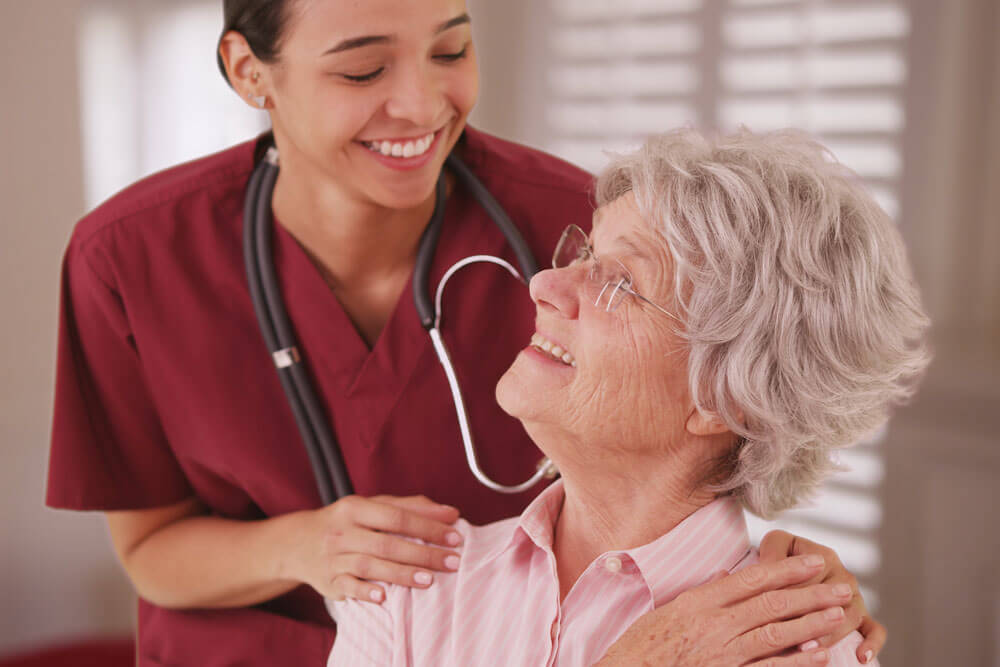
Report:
595,128,931,518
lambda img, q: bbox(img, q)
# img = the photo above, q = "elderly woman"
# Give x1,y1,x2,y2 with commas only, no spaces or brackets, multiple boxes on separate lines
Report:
326,128,930,666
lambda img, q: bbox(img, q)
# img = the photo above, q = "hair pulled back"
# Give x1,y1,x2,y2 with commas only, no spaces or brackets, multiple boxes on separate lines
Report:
217,0,294,85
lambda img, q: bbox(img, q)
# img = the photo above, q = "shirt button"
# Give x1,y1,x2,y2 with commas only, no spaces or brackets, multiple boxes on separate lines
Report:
550,621,559,639
604,556,623,573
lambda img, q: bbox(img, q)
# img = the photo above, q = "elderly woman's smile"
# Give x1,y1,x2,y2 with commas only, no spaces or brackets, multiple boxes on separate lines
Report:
528,332,577,367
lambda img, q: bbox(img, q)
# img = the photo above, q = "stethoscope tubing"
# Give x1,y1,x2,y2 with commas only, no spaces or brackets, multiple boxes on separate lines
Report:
243,148,353,504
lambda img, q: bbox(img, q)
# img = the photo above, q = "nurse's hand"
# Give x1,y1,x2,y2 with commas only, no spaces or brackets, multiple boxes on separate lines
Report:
595,555,850,666
286,494,464,604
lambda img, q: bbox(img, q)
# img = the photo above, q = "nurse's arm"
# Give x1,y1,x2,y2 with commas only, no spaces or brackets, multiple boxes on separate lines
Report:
105,494,464,609
107,498,304,608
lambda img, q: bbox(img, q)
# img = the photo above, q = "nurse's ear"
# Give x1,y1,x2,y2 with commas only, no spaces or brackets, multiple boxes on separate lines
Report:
219,31,270,109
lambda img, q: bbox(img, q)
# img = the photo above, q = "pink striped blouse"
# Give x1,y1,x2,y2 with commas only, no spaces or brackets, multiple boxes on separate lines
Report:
327,481,874,666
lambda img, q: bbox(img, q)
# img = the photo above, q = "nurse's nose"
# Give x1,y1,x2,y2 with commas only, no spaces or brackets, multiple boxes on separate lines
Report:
385,62,445,127
529,267,581,320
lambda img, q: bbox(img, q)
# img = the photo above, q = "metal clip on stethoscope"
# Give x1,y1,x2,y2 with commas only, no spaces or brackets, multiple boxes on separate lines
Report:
244,141,558,505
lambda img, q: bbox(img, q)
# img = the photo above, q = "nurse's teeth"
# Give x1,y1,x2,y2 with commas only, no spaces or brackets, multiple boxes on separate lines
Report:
366,132,436,158
530,333,577,367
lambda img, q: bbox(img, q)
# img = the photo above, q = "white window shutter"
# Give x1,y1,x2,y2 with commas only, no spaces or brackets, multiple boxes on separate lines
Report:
541,0,911,612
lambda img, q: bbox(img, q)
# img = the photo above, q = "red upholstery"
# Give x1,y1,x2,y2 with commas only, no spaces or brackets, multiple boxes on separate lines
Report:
0,638,134,667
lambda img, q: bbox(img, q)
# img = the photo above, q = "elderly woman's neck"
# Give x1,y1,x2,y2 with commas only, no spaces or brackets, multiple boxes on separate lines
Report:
552,458,718,601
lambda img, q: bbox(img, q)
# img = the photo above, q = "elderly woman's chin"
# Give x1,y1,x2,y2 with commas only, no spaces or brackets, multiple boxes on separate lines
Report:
495,351,545,422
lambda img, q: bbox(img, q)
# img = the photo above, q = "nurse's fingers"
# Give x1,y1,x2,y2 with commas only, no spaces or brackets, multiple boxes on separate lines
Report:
334,527,461,573
371,494,461,524
326,573,387,604
854,616,886,664
330,553,446,596
339,496,462,547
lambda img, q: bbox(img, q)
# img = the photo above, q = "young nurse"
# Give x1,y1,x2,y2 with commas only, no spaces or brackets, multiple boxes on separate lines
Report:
46,0,885,664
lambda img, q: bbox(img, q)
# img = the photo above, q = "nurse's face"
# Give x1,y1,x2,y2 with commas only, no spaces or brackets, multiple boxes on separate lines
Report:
265,0,478,211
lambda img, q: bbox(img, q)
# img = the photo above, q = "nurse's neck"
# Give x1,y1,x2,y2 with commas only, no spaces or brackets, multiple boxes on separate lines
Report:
271,152,444,346
273,161,438,282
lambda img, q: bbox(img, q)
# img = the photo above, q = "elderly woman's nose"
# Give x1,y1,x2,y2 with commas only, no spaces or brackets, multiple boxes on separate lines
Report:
529,268,580,318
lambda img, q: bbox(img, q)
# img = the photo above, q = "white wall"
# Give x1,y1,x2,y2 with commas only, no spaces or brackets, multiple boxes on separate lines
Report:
0,1,137,656
879,1,1000,665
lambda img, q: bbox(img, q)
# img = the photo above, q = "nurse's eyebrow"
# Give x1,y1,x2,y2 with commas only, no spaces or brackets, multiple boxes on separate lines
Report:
323,14,472,55
435,13,471,34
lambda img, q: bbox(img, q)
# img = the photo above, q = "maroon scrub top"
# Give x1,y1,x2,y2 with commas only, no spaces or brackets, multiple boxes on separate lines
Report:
47,127,594,665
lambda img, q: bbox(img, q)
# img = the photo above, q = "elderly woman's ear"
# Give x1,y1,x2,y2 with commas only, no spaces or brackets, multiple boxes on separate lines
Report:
685,408,739,437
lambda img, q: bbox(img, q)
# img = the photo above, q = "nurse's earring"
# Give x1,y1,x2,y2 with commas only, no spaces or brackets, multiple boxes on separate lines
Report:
248,71,267,108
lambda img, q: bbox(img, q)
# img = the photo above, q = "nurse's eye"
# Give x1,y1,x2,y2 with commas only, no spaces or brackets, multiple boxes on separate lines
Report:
341,67,385,83
433,44,469,63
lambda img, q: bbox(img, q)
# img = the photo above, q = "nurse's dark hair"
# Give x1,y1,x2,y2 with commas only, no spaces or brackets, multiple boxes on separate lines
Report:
216,0,293,86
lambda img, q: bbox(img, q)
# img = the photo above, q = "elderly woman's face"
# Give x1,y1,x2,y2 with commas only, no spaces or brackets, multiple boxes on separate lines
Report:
496,193,695,459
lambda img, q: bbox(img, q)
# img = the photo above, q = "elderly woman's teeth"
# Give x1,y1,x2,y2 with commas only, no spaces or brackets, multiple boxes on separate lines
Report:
365,133,435,158
530,333,577,367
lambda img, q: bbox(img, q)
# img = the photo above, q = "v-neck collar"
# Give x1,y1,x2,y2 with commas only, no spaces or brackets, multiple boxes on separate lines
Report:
271,213,426,395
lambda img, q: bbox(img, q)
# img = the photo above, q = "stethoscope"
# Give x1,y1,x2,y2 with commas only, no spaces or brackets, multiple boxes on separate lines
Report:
243,140,558,505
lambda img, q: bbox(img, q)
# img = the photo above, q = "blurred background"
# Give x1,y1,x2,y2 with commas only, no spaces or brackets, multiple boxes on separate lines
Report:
1,0,997,665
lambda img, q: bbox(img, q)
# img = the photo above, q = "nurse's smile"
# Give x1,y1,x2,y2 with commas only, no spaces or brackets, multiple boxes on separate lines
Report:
358,127,446,171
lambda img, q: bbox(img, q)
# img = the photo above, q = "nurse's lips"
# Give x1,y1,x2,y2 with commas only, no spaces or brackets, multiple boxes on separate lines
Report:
530,332,576,367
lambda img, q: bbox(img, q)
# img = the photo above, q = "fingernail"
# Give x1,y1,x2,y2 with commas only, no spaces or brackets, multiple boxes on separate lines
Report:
444,555,461,570
445,531,462,546
414,571,433,585
863,649,873,663
824,606,845,621
813,650,828,663
369,588,384,602
833,583,852,597
801,640,820,651
804,554,825,567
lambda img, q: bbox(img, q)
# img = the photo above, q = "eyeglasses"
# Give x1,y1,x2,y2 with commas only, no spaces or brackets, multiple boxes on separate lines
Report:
552,224,676,319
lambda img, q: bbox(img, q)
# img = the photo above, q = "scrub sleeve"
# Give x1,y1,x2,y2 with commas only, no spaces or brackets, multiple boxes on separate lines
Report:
46,127,594,665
